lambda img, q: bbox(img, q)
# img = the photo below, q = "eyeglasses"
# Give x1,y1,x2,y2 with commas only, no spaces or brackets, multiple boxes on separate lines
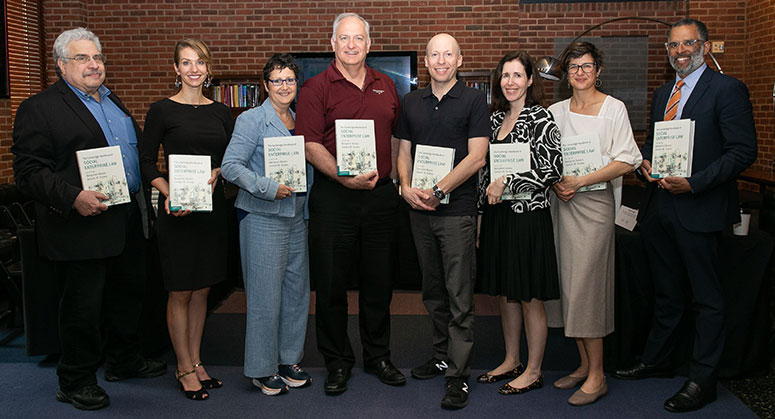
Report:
64,54,107,64
567,63,596,74
665,39,701,50
267,78,297,87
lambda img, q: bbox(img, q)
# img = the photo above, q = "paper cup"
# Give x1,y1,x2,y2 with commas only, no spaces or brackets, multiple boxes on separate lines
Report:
733,213,751,236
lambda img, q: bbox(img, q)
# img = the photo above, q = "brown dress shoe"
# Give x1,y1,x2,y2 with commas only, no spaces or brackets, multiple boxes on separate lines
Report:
553,374,587,390
568,380,608,406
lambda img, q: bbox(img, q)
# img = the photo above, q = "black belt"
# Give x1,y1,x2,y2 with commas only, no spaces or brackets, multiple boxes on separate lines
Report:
375,177,392,187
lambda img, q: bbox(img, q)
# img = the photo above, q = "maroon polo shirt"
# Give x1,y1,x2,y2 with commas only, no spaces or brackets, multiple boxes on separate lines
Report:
295,60,400,179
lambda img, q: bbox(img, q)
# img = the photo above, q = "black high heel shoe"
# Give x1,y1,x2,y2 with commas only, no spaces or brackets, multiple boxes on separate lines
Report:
194,362,223,389
175,369,209,400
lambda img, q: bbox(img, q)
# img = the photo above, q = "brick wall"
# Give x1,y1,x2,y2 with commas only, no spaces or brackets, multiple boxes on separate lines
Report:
0,0,770,185
741,0,774,173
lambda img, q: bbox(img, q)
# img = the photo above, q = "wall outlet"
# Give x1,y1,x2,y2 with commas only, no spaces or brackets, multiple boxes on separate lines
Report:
711,41,725,53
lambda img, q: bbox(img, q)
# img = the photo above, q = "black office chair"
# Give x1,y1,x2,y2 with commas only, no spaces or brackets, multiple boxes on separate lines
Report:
0,205,25,340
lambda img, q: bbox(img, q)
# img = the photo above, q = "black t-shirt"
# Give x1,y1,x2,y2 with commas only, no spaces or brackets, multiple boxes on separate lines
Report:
395,80,490,216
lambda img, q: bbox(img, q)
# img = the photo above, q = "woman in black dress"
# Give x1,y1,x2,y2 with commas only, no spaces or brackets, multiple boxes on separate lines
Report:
139,39,233,400
476,51,563,395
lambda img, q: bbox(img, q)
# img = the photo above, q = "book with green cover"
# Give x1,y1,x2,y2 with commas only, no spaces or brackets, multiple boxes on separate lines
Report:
264,135,307,193
335,119,377,176
412,144,455,204
560,133,606,192
168,154,212,212
651,119,695,178
76,145,131,206
489,142,531,200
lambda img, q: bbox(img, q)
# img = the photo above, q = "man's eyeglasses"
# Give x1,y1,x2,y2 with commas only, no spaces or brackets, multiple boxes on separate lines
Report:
64,54,107,64
665,39,701,50
267,78,298,87
567,63,596,74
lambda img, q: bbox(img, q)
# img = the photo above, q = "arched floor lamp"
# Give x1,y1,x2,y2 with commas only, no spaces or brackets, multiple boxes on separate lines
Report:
536,16,723,80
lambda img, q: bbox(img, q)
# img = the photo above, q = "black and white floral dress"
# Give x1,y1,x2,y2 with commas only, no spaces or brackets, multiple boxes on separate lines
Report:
477,105,563,301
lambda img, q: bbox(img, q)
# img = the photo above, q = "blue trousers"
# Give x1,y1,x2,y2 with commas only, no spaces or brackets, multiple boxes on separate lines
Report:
240,197,310,378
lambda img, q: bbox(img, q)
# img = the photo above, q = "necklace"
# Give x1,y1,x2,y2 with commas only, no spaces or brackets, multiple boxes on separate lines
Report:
172,93,205,108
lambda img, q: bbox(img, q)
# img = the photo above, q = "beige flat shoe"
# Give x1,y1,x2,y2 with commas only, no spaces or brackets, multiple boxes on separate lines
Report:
553,374,587,390
568,380,608,406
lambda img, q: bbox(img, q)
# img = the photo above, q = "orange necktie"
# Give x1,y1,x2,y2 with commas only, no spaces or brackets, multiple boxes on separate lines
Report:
664,79,685,121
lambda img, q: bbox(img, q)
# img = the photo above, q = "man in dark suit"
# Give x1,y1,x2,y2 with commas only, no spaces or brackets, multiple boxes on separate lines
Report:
12,27,165,411
613,18,757,412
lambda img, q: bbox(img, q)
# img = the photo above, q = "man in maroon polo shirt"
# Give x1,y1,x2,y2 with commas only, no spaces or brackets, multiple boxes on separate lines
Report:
295,12,405,395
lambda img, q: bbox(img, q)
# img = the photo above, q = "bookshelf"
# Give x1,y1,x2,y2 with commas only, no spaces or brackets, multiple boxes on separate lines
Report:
211,75,264,119
459,70,492,105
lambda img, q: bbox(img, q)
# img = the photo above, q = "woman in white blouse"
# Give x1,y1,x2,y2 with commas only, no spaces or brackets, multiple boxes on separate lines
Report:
548,42,642,406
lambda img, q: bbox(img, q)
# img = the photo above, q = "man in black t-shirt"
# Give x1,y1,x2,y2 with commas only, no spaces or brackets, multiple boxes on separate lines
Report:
394,33,490,410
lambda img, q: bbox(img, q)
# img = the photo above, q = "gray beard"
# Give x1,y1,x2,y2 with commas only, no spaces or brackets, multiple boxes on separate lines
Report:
669,49,705,77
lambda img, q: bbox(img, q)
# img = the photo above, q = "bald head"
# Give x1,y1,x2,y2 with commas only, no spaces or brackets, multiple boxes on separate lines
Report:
425,33,463,86
426,33,461,56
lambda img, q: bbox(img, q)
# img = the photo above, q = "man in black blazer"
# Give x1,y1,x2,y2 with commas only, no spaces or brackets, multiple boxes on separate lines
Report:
613,19,757,412
12,28,165,410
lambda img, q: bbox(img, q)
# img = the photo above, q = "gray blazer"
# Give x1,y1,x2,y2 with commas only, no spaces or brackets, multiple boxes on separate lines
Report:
222,98,311,217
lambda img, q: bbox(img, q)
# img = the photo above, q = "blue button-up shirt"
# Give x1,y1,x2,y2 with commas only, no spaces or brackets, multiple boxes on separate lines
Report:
65,81,141,193
668,63,707,120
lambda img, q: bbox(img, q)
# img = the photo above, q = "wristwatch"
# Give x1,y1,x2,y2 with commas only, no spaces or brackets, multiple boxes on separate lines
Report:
432,184,445,200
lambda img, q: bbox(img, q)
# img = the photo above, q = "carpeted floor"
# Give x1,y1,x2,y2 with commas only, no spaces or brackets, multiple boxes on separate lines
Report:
0,313,762,418
0,363,757,419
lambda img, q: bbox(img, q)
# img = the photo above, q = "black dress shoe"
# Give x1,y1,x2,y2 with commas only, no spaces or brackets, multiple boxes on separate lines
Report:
56,384,110,410
324,368,351,395
612,362,673,380
664,380,717,412
365,359,406,386
104,358,167,382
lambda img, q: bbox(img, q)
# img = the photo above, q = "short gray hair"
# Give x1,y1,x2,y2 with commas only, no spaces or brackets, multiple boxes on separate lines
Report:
53,27,102,77
331,13,370,42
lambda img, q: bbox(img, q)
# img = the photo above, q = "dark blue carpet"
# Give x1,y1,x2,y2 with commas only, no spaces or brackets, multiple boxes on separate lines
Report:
0,314,758,418
0,364,756,418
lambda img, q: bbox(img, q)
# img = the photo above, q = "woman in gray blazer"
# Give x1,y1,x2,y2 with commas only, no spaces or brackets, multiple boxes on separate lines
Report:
221,53,313,396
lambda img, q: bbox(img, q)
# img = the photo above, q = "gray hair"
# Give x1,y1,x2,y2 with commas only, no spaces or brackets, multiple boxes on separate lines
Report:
331,13,370,42
53,27,102,77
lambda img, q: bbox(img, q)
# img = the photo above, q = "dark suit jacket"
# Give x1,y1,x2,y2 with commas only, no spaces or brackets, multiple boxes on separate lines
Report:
12,78,152,261
639,67,757,233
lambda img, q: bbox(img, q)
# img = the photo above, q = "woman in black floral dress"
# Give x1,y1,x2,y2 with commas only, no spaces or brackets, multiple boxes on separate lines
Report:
476,51,563,396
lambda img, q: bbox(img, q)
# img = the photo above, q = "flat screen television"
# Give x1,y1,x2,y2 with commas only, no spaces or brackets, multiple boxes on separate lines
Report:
291,51,418,98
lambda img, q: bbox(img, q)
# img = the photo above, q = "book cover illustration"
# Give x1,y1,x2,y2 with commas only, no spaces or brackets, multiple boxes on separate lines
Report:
489,142,531,200
76,145,131,206
412,144,455,204
560,133,606,192
335,119,377,176
264,135,307,193
651,119,695,178
168,154,212,212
